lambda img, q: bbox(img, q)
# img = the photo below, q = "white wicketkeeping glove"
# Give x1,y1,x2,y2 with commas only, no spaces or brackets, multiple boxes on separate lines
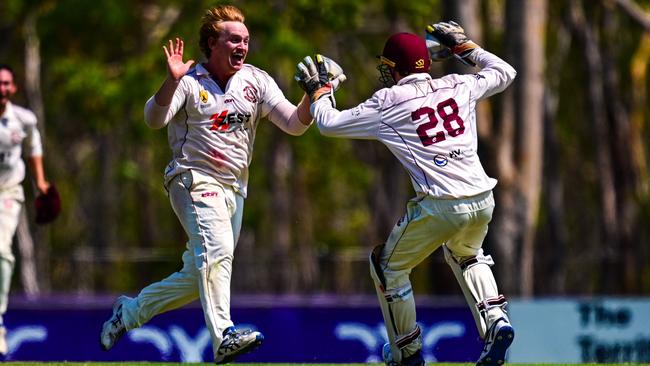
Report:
425,21,479,66
295,54,347,107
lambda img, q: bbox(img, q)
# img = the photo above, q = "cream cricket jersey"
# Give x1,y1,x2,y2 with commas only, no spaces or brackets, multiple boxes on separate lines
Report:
312,48,516,199
0,102,43,189
146,64,292,197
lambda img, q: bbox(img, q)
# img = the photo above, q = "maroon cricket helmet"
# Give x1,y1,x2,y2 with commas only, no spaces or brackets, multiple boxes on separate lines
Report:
379,32,431,76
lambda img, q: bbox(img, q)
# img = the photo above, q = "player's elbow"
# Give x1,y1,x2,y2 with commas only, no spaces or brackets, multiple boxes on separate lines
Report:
504,64,517,85
316,122,340,137
144,116,167,129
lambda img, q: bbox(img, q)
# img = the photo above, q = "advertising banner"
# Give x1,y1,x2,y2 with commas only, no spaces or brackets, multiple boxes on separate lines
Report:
3,296,481,362
508,298,650,363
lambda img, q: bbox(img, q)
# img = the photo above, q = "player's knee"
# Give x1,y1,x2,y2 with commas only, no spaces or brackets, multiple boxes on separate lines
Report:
445,241,481,259
369,244,410,292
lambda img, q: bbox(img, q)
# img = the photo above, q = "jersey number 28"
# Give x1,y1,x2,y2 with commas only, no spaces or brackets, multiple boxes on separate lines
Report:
411,98,465,146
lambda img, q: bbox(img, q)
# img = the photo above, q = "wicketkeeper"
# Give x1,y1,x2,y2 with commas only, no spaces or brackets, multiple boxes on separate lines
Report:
295,21,516,366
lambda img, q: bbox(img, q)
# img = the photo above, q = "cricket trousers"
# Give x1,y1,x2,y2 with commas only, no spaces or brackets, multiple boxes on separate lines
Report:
120,170,244,357
371,190,499,359
0,185,24,323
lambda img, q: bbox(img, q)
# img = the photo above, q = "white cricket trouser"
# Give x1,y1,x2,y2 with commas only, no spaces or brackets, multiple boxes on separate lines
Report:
0,185,24,321
373,190,497,359
120,170,243,356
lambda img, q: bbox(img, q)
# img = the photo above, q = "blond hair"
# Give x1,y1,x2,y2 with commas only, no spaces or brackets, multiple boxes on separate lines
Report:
199,5,245,59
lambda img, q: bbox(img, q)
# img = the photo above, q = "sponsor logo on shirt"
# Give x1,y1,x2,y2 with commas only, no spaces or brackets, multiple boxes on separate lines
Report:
448,148,475,161
433,154,448,167
209,109,252,133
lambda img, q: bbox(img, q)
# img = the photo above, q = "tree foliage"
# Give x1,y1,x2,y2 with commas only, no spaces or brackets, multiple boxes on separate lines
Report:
0,0,649,296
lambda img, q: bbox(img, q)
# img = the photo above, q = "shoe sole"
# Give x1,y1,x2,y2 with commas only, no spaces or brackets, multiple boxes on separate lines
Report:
476,324,514,366
215,333,264,364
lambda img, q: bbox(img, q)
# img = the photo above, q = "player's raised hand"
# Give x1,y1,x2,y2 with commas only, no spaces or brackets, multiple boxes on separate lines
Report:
425,21,478,66
294,54,346,107
163,38,195,81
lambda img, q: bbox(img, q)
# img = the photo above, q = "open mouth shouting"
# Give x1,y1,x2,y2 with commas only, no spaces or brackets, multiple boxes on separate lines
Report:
231,50,246,68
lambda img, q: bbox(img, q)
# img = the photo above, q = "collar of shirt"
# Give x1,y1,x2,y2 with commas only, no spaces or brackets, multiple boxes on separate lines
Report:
397,73,431,86
0,102,13,119
195,63,210,77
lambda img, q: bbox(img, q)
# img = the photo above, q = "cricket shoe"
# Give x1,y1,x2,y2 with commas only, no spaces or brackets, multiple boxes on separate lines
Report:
215,326,264,364
100,295,130,351
476,317,514,366
382,343,424,366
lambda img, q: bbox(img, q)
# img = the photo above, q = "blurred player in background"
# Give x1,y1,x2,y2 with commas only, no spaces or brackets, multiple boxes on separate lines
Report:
295,22,516,366
0,64,51,355
98,4,344,363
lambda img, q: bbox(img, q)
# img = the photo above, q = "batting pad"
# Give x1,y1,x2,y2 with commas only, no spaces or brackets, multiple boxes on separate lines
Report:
443,244,506,339
370,248,422,362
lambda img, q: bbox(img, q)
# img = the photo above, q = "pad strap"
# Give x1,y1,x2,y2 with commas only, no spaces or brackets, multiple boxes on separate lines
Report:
396,325,421,349
458,252,495,270
476,295,508,313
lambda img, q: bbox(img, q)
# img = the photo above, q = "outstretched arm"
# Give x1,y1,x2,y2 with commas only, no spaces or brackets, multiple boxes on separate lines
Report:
27,156,49,195
155,38,195,106
144,38,194,129
267,94,312,136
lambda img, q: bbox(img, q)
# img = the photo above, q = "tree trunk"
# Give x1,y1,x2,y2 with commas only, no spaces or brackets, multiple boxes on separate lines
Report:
20,12,49,293
516,0,546,297
569,0,621,293
491,0,525,295
541,15,572,294
491,0,546,296
600,2,644,293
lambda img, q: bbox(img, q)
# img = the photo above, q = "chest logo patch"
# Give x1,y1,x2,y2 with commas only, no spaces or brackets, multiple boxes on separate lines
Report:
243,84,259,103
199,90,209,103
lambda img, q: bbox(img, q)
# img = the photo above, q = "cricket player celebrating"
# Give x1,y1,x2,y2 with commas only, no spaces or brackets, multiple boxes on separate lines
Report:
295,22,516,366
100,5,343,363
0,64,52,356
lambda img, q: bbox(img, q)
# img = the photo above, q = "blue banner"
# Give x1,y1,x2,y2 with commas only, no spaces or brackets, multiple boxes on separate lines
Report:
3,296,482,362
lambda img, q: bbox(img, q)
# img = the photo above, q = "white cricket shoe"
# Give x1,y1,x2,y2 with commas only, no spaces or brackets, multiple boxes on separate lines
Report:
0,326,7,355
100,295,130,351
214,326,264,364
476,317,514,366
